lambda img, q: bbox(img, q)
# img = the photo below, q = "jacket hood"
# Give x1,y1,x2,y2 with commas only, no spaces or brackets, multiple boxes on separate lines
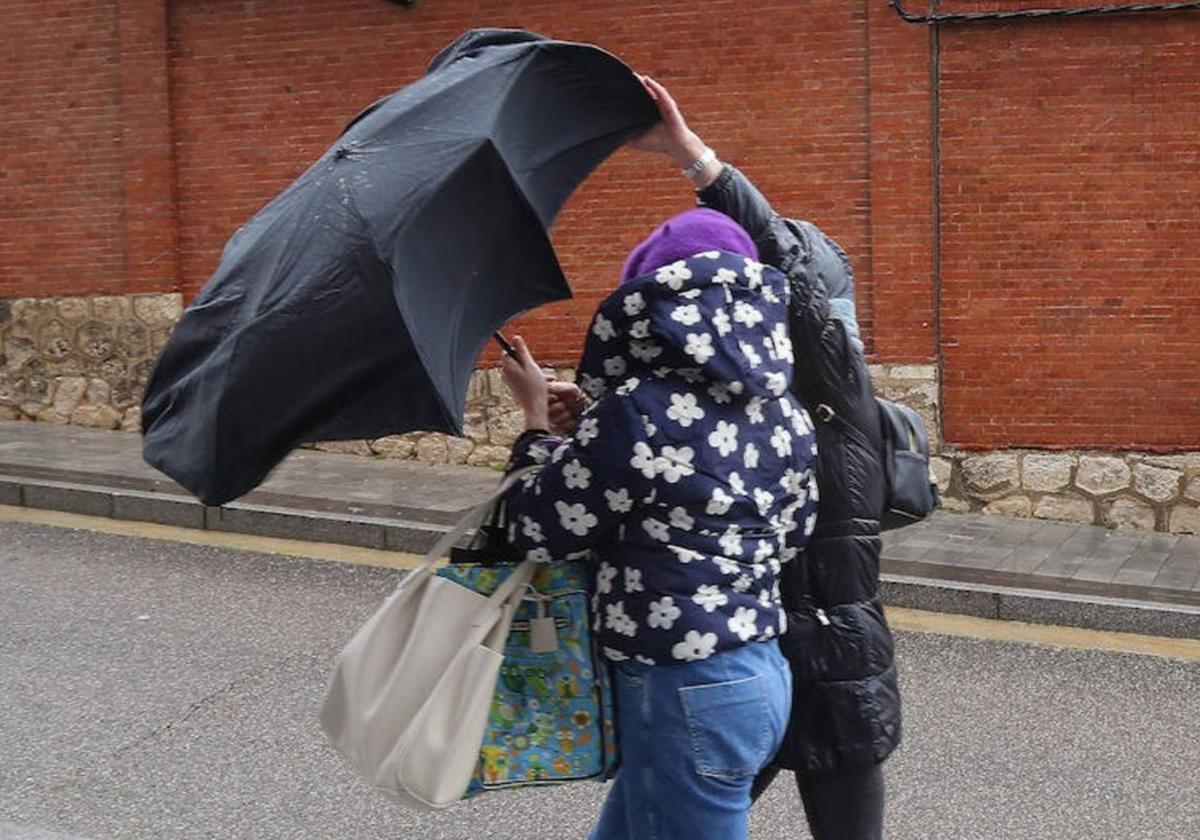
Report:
577,251,793,401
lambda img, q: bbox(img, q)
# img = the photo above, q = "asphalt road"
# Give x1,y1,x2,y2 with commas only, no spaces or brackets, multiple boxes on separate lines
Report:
1,520,1197,840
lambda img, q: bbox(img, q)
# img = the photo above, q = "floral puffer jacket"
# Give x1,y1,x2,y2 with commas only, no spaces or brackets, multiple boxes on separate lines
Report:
501,251,819,665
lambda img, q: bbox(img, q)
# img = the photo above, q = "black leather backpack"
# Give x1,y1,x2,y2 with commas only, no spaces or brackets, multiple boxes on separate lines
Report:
877,398,940,530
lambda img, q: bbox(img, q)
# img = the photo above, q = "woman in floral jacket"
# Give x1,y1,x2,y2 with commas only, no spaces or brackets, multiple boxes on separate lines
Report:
499,208,819,840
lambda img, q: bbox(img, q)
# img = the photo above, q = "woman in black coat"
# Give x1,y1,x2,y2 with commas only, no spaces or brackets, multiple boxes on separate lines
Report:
548,76,900,840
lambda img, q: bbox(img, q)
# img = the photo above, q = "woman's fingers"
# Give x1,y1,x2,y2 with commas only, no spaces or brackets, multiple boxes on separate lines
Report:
511,335,538,372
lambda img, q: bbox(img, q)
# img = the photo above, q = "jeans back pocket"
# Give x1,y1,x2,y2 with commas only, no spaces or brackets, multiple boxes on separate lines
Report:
678,674,769,780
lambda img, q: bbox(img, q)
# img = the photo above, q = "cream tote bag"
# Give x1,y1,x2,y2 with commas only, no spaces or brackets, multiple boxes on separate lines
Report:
320,483,535,810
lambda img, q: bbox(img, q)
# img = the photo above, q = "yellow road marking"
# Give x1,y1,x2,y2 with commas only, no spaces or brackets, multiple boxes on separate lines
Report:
3,502,1196,661
0,503,425,569
888,606,1200,663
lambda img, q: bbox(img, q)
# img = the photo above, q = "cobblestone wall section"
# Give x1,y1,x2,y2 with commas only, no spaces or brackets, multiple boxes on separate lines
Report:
4,297,1197,534
869,364,1200,535
0,294,180,431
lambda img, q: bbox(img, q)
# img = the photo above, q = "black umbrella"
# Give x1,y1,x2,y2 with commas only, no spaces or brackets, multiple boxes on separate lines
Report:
141,29,656,505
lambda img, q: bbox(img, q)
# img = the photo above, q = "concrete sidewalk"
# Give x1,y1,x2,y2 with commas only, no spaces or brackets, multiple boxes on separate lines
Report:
1,419,1197,639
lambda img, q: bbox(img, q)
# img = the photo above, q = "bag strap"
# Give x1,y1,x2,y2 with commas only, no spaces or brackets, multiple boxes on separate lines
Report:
404,466,538,584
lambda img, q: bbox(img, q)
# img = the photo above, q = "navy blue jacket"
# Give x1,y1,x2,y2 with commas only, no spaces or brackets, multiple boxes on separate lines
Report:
502,251,819,665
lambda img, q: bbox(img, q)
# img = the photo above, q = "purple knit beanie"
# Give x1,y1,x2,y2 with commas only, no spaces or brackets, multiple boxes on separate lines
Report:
620,208,758,284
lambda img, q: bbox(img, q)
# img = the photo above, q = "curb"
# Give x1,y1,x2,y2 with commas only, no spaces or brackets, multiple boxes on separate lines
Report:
0,473,449,555
880,574,1200,642
3,471,1197,641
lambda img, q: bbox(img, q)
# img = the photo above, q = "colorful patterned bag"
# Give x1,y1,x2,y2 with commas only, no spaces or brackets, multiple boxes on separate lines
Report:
436,559,619,793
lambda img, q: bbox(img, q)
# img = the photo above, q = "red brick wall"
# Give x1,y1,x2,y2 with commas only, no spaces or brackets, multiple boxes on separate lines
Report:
165,0,875,366
3,1,1199,450
1,0,126,299
937,13,1200,449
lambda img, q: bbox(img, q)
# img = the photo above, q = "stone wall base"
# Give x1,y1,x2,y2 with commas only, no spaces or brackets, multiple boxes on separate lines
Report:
4,294,1197,535
1,293,181,431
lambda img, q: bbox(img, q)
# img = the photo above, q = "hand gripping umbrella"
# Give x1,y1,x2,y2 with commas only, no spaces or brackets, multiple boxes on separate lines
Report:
141,29,657,505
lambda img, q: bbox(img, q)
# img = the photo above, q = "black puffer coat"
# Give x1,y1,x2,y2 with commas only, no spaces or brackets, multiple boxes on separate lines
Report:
699,166,901,772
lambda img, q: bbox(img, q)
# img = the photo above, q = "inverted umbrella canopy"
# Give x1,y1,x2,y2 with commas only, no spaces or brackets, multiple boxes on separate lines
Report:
141,29,657,505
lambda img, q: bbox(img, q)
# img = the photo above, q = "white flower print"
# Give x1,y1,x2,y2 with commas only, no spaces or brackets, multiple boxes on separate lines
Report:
579,373,605,398
707,380,743,404
779,467,809,496
771,322,794,363
603,356,627,377
624,567,644,594
712,308,732,336
653,366,672,378
758,588,773,608
761,284,781,305
754,487,775,514
739,341,763,368
805,511,818,537
745,397,766,424
642,517,670,543
668,506,695,530
733,300,764,328
605,487,633,513
762,335,778,363
552,443,569,463
677,367,705,384
780,398,793,418
727,606,759,642
641,415,658,437
719,524,744,557
629,318,651,339
605,601,638,637
647,596,681,630
743,258,764,287
603,646,629,661
576,417,600,446
692,584,729,613
706,486,734,515
707,420,739,457
616,377,641,396
699,250,721,259
634,654,657,665
713,267,738,285
713,555,741,576
671,303,703,326
629,339,663,363
668,545,704,564
597,561,617,594
778,610,788,634
623,291,646,316
655,260,692,290
672,630,719,662
521,516,545,543
683,332,715,365
563,459,592,490
666,392,706,428
733,574,753,592
592,313,616,341
791,408,813,437
526,547,552,563
743,442,760,469
729,471,747,496
528,443,553,465
752,563,768,581
765,371,789,397
555,500,598,536
770,425,794,458
656,446,696,483
630,441,658,479
753,539,774,564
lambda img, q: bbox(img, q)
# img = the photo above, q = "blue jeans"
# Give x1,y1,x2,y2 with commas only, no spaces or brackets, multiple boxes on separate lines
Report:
589,640,791,840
